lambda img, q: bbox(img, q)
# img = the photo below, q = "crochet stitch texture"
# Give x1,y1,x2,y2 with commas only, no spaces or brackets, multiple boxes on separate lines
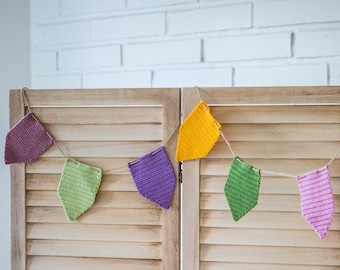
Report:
176,100,221,161
225,156,261,221
58,158,102,221
297,166,334,239
128,146,176,210
4,112,53,164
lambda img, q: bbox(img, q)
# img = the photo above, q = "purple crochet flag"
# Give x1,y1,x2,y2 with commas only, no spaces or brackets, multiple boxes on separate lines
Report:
297,166,335,239
4,112,53,164
128,146,176,210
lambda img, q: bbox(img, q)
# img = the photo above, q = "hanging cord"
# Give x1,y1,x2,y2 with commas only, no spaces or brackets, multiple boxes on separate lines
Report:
196,86,236,158
21,87,32,113
261,170,296,179
103,122,180,173
21,87,68,158
219,129,236,158
327,146,340,167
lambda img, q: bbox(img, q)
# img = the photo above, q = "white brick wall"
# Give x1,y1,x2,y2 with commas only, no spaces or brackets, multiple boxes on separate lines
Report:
31,0,340,89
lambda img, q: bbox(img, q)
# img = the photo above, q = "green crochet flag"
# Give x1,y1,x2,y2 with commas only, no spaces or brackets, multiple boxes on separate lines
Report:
58,158,102,221
224,156,261,221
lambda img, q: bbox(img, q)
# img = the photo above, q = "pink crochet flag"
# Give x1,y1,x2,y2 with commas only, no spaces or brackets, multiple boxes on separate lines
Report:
296,166,334,239
4,112,53,164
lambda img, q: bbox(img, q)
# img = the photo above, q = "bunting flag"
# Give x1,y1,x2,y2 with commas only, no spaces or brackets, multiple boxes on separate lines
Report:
176,100,221,161
128,146,176,210
58,158,102,221
296,166,335,239
4,112,53,164
224,156,261,221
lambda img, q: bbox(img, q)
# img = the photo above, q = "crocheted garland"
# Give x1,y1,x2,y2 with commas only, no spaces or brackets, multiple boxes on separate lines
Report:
58,158,102,221
128,146,176,210
297,166,335,239
4,112,53,164
176,100,221,162
225,156,261,221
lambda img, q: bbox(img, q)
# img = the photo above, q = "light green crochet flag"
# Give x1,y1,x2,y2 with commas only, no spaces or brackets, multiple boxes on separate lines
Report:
58,158,102,221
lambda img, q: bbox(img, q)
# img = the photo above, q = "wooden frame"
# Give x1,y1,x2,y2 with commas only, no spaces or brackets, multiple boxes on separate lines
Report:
10,88,180,270
10,86,340,269
182,87,340,269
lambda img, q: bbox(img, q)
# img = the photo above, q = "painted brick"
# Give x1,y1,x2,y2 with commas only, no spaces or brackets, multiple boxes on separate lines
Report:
255,0,340,27
128,0,195,9
31,0,59,21
234,64,328,86
32,74,82,89
153,68,232,87
124,39,201,66
58,46,121,70
295,30,340,58
61,0,125,16
92,13,165,41
31,51,57,73
32,22,90,46
168,4,251,35
83,71,152,88
330,59,340,85
205,33,291,62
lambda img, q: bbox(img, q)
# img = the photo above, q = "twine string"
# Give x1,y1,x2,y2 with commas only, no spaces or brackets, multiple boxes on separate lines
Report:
21,87,67,158
21,87,32,113
327,146,340,166
162,122,181,147
195,86,202,101
220,129,236,158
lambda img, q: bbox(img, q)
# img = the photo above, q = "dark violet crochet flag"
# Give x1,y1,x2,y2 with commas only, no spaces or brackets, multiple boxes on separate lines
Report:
128,146,176,210
4,112,53,164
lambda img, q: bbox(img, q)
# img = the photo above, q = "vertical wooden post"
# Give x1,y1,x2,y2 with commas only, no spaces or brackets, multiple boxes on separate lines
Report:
161,88,181,270
182,87,201,270
10,90,26,270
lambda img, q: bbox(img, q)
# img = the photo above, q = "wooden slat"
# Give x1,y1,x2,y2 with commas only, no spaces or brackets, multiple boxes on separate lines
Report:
200,159,340,177
27,256,161,270
220,123,340,141
200,193,340,212
207,141,340,159
26,190,158,209
200,227,340,248
32,107,162,124
26,158,132,174
27,240,162,259
27,223,161,242
41,141,161,158
45,124,162,141
200,262,340,270
200,210,340,230
25,88,166,106
196,86,340,104
27,207,162,225
200,244,340,265
201,176,340,195
211,106,340,123
26,174,137,192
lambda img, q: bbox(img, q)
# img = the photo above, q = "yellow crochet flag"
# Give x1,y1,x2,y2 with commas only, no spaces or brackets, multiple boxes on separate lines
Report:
176,100,221,161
